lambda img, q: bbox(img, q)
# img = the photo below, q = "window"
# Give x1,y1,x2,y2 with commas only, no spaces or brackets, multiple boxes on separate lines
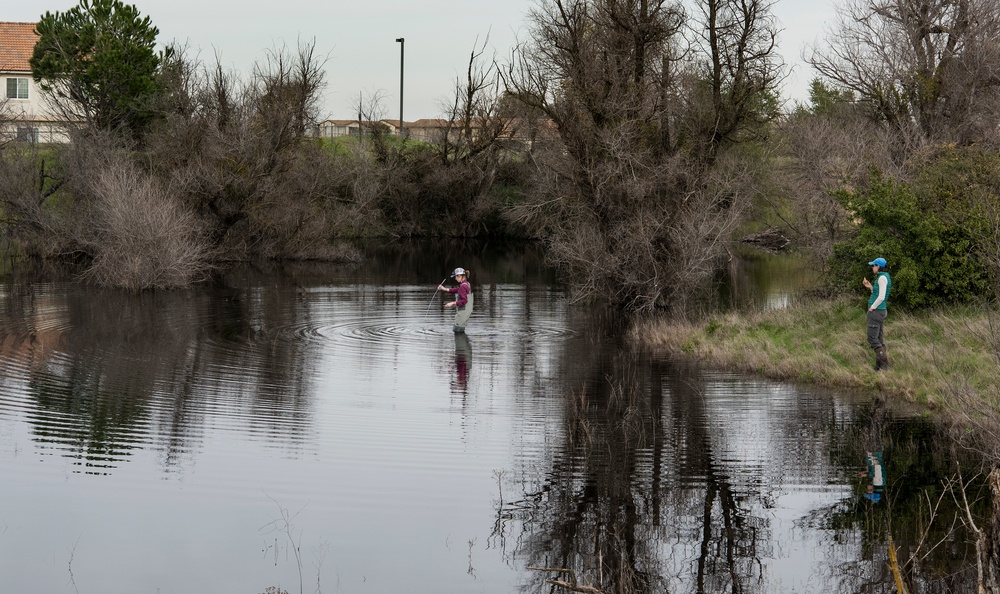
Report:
6,77,29,99
16,127,39,143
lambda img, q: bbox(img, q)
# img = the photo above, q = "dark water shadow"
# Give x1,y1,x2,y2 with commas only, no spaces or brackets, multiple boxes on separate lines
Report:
492,308,988,593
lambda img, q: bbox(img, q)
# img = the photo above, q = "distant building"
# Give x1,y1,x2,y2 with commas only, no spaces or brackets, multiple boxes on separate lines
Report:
315,115,559,148
406,118,452,143
316,119,360,138
0,21,69,144
408,116,559,147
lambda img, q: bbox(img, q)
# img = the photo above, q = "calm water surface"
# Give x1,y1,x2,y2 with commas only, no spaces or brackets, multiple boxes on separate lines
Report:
0,243,980,593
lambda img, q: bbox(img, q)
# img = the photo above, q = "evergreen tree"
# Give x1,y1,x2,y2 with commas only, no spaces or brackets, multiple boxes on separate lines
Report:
30,0,168,139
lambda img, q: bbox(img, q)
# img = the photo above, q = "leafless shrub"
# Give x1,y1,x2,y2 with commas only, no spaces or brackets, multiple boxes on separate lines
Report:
664,154,757,312
947,354,1000,464
339,39,525,239
774,110,904,258
73,148,211,290
891,465,1000,594
333,151,390,237
143,40,372,259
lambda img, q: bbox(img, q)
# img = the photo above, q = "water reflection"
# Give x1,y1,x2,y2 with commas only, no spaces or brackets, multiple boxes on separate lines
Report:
494,316,986,594
862,453,885,502
0,277,320,474
452,333,472,397
0,246,989,593
717,250,822,311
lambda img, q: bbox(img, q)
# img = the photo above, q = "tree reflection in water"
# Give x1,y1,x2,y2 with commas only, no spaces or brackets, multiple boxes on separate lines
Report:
0,251,993,592
0,266,320,474
493,311,986,594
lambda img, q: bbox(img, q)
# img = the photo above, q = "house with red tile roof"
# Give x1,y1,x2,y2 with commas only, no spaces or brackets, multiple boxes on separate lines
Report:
1,21,68,143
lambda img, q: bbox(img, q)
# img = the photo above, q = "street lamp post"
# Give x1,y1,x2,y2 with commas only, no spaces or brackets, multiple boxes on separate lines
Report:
395,37,404,138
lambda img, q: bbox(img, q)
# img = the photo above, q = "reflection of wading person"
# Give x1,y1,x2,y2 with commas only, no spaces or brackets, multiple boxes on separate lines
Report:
438,268,474,333
453,333,471,395
862,257,892,371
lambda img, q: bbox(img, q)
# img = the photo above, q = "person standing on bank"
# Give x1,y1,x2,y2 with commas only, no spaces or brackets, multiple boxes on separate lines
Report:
438,268,474,333
862,257,892,371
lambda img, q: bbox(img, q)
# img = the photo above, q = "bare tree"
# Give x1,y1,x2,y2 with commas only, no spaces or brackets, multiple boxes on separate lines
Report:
437,34,511,165
502,0,782,312
145,40,342,259
351,89,395,165
684,0,784,163
807,0,1000,146
251,39,326,148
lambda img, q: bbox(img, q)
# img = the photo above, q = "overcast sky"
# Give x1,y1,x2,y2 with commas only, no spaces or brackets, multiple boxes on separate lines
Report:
9,0,837,121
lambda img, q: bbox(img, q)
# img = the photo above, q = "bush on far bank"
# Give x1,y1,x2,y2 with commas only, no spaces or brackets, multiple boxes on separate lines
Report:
830,145,998,309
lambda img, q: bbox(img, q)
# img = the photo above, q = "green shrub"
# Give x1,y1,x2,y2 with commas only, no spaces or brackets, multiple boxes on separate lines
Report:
831,164,992,309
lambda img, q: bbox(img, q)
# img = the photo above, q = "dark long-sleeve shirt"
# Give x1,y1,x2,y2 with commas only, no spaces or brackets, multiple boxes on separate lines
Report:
448,281,472,307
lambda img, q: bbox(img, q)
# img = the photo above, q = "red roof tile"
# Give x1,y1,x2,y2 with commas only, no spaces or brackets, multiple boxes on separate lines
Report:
0,22,39,73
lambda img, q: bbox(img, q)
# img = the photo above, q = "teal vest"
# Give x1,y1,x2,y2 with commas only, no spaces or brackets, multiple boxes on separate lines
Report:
868,271,891,310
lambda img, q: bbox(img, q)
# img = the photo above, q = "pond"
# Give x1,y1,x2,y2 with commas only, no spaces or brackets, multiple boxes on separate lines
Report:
0,241,985,593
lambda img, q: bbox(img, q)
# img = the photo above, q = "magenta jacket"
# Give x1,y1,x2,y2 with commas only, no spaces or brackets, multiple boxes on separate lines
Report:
448,281,472,307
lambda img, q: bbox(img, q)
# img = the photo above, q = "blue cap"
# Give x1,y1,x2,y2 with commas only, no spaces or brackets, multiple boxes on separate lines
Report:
868,257,886,267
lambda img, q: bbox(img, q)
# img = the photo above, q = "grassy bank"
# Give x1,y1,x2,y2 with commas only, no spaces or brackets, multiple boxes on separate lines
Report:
631,298,1000,411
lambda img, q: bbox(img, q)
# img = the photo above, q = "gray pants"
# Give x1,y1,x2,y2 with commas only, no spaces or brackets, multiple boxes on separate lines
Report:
867,309,886,350
453,293,474,332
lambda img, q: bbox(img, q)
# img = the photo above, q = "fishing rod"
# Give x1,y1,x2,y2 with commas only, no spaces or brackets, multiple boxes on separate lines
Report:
425,278,448,316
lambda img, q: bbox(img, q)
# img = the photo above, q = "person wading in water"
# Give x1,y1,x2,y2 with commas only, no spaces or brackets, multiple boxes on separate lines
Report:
438,268,473,333
862,257,892,371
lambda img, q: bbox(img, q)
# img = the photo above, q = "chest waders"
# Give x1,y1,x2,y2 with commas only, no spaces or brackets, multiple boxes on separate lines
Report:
453,293,474,333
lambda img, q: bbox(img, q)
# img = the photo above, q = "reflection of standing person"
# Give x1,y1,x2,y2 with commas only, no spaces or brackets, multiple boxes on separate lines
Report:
862,257,892,371
862,450,885,502
438,267,474,333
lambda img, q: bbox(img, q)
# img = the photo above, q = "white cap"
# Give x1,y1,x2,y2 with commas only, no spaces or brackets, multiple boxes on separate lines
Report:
451,267,466,277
